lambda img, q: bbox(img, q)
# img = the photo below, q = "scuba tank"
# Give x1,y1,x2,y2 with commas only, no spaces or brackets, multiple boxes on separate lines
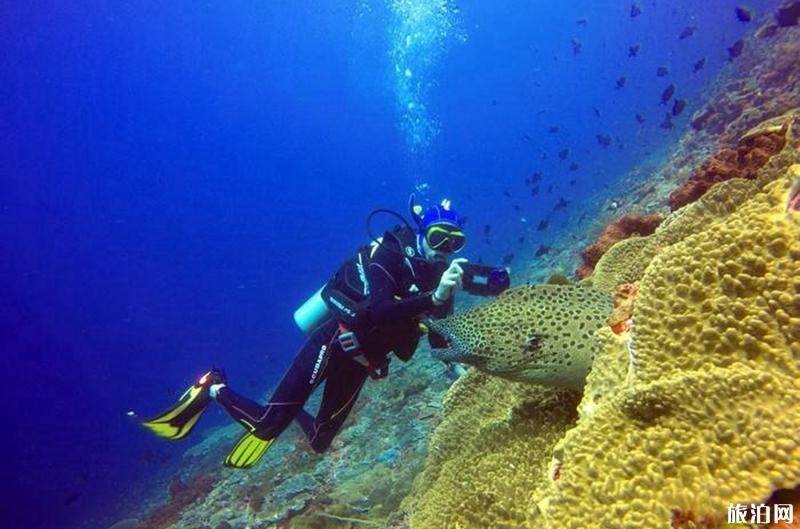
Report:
293,286,330,334
293,199,423,335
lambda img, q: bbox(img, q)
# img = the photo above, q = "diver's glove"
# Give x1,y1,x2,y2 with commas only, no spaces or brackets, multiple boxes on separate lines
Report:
433,258,468,305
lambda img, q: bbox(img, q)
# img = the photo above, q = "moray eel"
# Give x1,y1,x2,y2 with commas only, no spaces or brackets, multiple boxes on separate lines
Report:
429,284,613,389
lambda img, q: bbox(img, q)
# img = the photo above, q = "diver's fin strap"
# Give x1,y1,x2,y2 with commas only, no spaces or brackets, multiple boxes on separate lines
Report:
224,433,275,469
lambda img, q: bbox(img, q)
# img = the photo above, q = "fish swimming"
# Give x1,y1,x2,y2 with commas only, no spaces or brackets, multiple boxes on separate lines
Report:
549,126,560,133
535,245,550,257
596,134,612,147
656,65,670,77
735,5,753,22
635,112,646,123
537,219,549,231
630,3,642,18
776,1,800,27
428,285,613,388
559,148,570,160
679,26,697,39
660,113,674,130
571,38,582,55
569,162,579,171
616,76,627,89
693,57,706,73
672,98,687,116
660,83,676,105
553,197,568,211
628,43,641,57
728,39,745,59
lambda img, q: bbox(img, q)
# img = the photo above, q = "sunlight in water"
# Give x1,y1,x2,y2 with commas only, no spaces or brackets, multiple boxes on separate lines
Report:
388,0,465,153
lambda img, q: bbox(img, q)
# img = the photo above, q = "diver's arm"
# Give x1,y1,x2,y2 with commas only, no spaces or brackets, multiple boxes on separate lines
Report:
366,260,436,324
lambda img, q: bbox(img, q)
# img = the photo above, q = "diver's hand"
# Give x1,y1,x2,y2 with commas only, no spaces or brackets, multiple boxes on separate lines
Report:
433,258,468,305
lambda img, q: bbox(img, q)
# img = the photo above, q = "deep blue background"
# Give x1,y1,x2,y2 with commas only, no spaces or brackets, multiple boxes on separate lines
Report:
0,1,778,528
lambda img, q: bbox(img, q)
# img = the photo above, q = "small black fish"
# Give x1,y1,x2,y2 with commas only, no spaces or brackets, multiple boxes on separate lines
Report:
735,5,753,22
483,224,491,236
64,492,81,506
628,43,641,57
660,83,676,105
630,3,642,18
546,185,553,193
660,113,674,130
576,17,588,26
776,2,800,27
728,39,745,59
537,220,549,231
571,38,582,55
635,112,646,123
616,76,627,89
518,236,525,244
679,26,697,39
504,190,512,198
693,57,706,73
671,98,687,116
569,179,576,186
656,65,670,77
535,245,551,257
553,197,569,211
531,186,540,196
559,148,569,160
569,162,579,171
531,171,542,184
512,204,521,212
548,125,560,133
592,106,601,117
502,253,514,265
596,134,612,148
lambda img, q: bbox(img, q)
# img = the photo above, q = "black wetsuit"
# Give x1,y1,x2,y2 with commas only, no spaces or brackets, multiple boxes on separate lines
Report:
215,225,452,452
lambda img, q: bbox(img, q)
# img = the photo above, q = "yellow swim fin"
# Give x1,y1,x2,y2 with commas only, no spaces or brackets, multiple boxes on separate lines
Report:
140,381,211,440
224,432,275,469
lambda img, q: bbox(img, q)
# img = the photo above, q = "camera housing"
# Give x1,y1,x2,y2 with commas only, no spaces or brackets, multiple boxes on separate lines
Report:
461,263,511,296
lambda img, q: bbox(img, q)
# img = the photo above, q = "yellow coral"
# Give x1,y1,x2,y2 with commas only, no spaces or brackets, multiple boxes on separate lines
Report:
536,167,800,528
403,164,800,529
403,370,580,529
591,236,658,294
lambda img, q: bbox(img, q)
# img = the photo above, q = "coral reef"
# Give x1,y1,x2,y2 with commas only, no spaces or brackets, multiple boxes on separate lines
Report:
429,285,613,389
669,120,788,210
576,214,663,279
607,282,638,334
590,236,657,294
401,154,800,529
402,371,581,529
139,473,216,529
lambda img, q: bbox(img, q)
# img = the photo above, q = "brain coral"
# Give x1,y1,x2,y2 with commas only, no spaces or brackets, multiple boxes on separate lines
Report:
536,165,800,528
577,214,663,279
402,164,800,529
588,178,758,294
403,370,580,529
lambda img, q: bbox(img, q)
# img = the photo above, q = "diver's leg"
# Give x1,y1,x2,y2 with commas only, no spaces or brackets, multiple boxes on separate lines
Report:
298,349,369,452
214,319,338,439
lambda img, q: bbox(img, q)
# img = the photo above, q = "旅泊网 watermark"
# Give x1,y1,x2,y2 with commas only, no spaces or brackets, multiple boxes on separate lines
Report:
727,503,793,524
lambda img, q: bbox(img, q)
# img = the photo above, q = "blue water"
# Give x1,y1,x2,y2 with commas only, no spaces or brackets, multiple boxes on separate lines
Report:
0,1,780,528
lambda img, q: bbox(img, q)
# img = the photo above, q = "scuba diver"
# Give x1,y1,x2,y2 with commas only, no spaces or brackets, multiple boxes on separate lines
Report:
140,195,467,469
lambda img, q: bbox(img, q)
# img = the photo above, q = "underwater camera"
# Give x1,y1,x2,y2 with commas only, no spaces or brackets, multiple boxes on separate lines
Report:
461,263,510,296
